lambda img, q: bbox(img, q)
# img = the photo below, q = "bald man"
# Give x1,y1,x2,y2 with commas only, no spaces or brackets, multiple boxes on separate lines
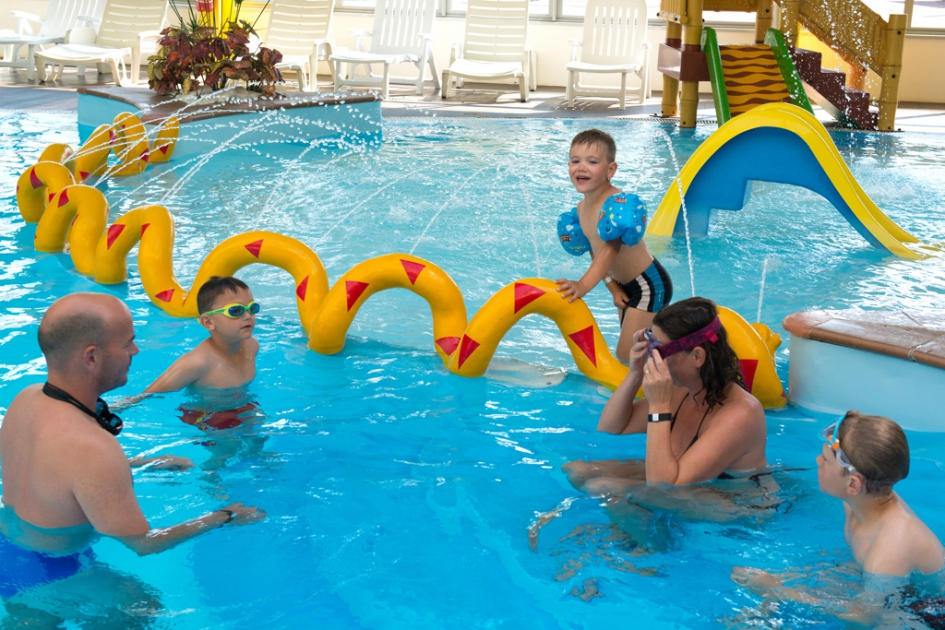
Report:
1,293,263,598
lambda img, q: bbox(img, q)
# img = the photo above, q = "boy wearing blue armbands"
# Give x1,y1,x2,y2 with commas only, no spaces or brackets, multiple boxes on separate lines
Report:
556,129,673,362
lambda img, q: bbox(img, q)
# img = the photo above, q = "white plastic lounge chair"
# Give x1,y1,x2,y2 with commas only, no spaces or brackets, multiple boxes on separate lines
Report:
329,0,438,98
34,0,167,86
565,0,650,109
0,0,105,80
441,0,534,103
265,0,335,92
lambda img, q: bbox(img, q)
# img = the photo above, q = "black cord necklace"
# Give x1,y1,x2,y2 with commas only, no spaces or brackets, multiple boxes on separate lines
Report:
42,382,123,436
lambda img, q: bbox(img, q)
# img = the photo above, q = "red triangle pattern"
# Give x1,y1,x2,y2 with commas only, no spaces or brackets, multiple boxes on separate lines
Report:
568,326,598,367
155,289,174,302
140,223,150,236
57,189,70,207
159,144,170,155
457,335,480,369
29,169,42,190
400,259,426,285
740,359,758,392
435,336,460,356
106,224,126,249
141,148,150,163
345,281,369,311
296,275,309,301
244,239,263,258
78,171,90,182
513,282,546,314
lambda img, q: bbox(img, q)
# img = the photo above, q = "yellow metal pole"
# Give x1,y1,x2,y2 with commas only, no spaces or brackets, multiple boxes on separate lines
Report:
878,14,906,131
780,0,801,47
754,0,774,44
679,0,702,128
661,21,683,117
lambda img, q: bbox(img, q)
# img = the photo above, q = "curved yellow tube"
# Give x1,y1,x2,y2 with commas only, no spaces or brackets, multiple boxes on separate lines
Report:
16,162,76,223
37,185,110,276
15,133,784,399
73,124,115,181
447,278,630,390
307,253,467,363
189,231,330,322
38,143,76,173
719,307,786,408
107,113,151,177
148,116,179,164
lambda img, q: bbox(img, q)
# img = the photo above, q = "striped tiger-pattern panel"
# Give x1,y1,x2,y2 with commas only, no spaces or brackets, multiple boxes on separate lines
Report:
719,45,792,117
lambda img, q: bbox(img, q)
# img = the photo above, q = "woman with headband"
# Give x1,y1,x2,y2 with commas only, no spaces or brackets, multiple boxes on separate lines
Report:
564,297,768,494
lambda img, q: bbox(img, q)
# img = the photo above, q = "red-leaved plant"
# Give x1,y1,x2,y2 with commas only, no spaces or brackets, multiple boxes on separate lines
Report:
147,0,283,96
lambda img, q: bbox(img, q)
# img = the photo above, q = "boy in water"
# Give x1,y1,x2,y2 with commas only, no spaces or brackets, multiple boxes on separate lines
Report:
556,129,673,363
144,276,260,429
731,412,943,626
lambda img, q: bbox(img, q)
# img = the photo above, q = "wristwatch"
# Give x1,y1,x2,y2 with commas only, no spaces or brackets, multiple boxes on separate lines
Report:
647,413,672,423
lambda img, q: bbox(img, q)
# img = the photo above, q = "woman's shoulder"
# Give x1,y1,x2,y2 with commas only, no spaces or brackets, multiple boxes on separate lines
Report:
718,385,765,422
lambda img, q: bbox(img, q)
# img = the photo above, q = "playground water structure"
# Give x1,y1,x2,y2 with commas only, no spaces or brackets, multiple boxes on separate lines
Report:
1,102,945,627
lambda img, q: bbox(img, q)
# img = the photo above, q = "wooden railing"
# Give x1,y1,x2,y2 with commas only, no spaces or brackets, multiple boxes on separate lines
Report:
774,0,906,130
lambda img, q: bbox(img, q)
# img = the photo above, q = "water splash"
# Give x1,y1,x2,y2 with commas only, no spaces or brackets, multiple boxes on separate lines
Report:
656,129,696,298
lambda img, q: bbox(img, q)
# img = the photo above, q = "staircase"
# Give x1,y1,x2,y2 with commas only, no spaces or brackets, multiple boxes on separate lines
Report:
790,47,878,130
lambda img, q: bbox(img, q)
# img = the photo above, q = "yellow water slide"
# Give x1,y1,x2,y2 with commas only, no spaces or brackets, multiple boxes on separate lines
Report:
646,103,928,260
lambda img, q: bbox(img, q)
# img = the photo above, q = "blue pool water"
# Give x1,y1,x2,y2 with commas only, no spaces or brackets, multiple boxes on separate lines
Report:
1,108,945,627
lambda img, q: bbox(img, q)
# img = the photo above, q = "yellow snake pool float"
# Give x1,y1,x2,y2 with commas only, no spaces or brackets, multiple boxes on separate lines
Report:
15,130,786,407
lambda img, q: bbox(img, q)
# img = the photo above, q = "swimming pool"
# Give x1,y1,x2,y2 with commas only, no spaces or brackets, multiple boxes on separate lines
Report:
1,108,944,627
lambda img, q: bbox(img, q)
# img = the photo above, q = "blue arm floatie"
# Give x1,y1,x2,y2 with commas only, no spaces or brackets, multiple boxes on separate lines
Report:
557,207,590,256
597,193,647,247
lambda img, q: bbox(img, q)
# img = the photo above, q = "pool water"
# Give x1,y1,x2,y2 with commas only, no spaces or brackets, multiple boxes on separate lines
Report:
1,109,944,628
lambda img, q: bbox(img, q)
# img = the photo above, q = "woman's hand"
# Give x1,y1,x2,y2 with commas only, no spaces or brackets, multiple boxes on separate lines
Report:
642,350,674,413
555,278,589,303
628,328,650,377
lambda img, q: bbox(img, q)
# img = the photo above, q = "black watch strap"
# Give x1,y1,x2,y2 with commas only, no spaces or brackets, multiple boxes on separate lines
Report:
647,413,673,423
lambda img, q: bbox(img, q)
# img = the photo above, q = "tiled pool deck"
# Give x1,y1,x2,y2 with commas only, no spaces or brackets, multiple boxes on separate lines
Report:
2,69,945,132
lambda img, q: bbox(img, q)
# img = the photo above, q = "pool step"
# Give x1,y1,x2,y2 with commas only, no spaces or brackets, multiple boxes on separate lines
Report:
789,47,878,130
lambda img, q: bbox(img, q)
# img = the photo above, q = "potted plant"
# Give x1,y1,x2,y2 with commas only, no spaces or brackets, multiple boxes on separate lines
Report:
148,0,284,96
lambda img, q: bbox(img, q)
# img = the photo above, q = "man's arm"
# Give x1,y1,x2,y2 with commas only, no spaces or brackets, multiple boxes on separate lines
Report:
116,503,264,556
72,437,263,555
144,350,209,394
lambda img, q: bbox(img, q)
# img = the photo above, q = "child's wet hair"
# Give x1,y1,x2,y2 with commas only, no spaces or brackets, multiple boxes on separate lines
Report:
571,129,617,163
197,276,250,314
839,411,910,496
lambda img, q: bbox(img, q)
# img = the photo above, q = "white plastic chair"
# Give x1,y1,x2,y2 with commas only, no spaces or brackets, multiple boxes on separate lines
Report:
329,0,438,98
565,0,650,109
0,0,106,80
265,0,335,92
34,0,167,86
441,0,535,103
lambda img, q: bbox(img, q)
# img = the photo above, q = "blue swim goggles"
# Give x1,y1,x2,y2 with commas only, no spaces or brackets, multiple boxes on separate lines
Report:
819,417,856,473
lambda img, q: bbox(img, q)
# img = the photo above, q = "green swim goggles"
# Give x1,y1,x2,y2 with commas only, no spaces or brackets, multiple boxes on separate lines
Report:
203,301,260,319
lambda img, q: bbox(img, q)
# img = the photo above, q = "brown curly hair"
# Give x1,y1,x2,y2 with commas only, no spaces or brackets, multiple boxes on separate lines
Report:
652,297,745,412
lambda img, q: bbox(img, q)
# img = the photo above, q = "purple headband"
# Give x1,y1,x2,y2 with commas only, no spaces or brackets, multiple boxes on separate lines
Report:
653,316,722,359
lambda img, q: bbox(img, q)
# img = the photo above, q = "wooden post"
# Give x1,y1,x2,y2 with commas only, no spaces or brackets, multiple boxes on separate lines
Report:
780,0,801,47
679,0,702,128
661,21,683,117
754,0,774,44
878,14,906,131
